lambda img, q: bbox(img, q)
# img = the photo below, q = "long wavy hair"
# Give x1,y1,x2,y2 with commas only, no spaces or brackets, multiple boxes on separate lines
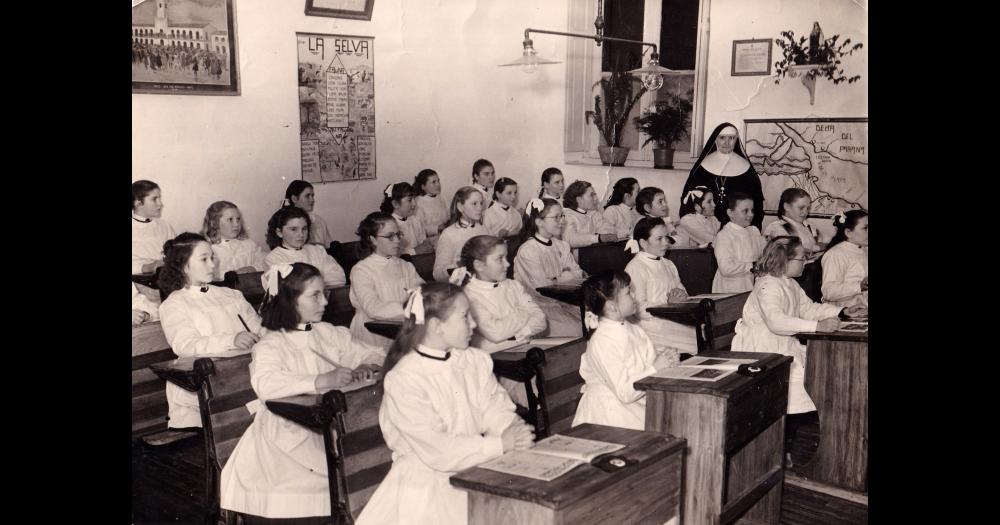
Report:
201,201,248,243
158,232,209,297
265,207,312,249
826,210,868,251
259,263,324,330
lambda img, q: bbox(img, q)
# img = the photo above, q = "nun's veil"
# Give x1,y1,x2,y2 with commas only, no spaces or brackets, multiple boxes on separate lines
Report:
689,122,751,175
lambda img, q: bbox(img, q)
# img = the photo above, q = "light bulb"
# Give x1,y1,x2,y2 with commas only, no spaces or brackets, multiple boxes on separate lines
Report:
642,73,664,91
522,62,539,74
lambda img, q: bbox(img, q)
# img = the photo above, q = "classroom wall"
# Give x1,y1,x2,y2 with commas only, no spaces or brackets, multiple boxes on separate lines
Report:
132,0,573,246
132,0,866,245
702,0,868,238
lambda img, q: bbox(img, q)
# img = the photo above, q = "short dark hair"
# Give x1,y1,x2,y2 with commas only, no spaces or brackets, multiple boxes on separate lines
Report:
491,177,518,202
260,263,324,330
605,178,639,209
632,216,674,245
356,211,397,257
678,186,713,217
725,191,753,211
582,270,632,324
132,180,160,210
266,206,311,249
414,169,438,196
636,187,665,217
283,180,314,206
380,182,419,214
562,180,592,211
472,159,494,182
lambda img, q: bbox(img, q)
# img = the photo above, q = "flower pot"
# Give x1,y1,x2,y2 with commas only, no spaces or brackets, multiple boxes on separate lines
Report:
653,147,674,169
598,146,630,166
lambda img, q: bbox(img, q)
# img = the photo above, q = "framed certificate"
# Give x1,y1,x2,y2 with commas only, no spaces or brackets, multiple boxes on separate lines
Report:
731,39,772,76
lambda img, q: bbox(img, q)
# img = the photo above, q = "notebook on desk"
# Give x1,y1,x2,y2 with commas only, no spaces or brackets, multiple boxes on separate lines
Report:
477,434,626,482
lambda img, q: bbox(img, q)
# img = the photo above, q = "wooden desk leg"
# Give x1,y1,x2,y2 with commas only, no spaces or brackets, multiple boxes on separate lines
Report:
724,418,784,524
646,391,725,525
803,340,868,492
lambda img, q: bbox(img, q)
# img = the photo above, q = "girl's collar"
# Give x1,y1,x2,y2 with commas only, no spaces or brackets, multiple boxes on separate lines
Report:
294,323,312,331
186,284,209,293
569,208,587,215
132,213,152,223
458,219,476,228
415,344,450,361
640,251,662,261
533,235,553,246
469,276,501,289
392,212,407,222
282,243,304,251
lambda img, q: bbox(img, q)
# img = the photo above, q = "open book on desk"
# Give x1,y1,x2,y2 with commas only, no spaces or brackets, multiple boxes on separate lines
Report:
477,434,625,482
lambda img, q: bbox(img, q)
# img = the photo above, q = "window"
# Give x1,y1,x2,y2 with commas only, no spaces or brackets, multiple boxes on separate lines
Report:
564,0,709,167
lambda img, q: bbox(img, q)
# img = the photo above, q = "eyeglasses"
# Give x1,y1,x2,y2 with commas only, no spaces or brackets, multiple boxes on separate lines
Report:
377,232,404,240
542,214,565,220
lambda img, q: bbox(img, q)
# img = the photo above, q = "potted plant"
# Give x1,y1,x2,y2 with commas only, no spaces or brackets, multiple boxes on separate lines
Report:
591,67,648,166
633,92,692,169
773,23,864,105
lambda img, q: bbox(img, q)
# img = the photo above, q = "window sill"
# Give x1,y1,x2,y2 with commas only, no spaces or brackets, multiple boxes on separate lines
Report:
564,157,695,172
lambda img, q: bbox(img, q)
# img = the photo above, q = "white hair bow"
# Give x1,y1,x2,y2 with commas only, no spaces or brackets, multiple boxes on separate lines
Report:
262,263,295,298
403,287,426,325
834,211,847,225
624,238,641,254
684,189,704,204
525,198,545,217
448,266,469,286
584,311,601,330
384,183,396,198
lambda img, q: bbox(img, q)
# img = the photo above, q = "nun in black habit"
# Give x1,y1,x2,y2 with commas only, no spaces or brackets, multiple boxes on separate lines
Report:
682,122,765,229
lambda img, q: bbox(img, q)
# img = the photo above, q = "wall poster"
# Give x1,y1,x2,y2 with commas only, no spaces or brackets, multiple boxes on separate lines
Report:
297,33,375,182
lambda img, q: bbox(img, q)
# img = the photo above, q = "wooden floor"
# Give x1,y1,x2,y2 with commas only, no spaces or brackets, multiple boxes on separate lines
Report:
132,418,866,525
132,434,207,525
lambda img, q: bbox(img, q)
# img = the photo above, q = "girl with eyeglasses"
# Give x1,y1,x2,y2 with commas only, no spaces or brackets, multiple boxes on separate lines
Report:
732,236,866,416
349,212,425,349
511,198,586,337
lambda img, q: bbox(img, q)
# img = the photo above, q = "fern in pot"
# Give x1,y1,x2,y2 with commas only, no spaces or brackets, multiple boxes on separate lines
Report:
633,92,692,169
592,67,648,166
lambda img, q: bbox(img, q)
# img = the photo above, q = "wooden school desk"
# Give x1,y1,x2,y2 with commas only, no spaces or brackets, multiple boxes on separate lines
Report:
535,283,583,307
266,381,391,521
450,423,686,525
646,292,751,353
636,351,792,525
794,328,869,493
132,321,175,438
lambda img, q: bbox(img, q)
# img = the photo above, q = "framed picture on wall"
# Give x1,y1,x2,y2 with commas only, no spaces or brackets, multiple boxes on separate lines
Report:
731,39,772,76
131,0,241,95
305,0,375,21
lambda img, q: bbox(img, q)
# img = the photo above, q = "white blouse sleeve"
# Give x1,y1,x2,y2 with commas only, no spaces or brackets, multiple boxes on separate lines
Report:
586,333,656,404
627,264,654,321
562,214,598,248
159,299,238,356
433,229,458,282
249,337,320,400
821,251,862,303
795,284,844,321
325,325,387,369
350,264,406,320
714,232,754,277
512,281,548,338
319,252,347,287
558,243,586,280
754,280,821,335
513,245,549,289
381,370,508,473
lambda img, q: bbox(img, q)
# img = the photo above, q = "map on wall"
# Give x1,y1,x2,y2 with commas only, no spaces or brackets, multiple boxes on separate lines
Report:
297,33,376,182
743,118,867,216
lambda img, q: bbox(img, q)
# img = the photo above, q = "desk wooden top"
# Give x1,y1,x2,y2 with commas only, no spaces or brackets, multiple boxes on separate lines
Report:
535,284,583,306
364,319,404,339
266,380,382,433
450,423,685,510
132,321,171,358
795,329,868,342
149,350,251,391
634,351,791,398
